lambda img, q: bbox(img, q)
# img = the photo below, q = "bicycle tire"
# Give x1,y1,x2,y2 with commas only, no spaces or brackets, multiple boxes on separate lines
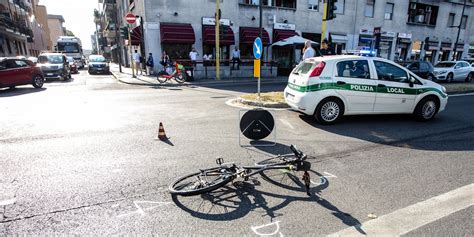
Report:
255,155,297,167
157,76,168,84
174,73,186,84
169,167,234,196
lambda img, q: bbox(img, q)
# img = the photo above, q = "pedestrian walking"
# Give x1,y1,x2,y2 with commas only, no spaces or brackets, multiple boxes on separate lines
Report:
302,40,315,61
133,50,143,76
146,53,154,76
232,47,241,70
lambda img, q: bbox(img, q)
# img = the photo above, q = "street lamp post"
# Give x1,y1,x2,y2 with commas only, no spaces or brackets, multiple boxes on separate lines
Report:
452,0,466,61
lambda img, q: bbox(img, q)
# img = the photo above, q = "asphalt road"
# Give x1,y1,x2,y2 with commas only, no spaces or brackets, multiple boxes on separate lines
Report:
1,71,473,236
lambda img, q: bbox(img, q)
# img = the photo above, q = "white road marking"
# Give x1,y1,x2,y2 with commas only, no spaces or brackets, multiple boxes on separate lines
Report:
323,172,337,178
279,119,295,130
251,221,284,236
117,200,172,218
327,183,474,237
449,92,474,97
0,198,16,206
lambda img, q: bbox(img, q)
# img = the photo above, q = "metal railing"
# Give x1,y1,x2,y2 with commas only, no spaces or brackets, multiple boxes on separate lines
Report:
174,59,277,79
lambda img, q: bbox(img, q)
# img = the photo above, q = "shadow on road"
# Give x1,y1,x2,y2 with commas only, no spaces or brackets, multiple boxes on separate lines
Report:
172,168,365,234
0,87,46,97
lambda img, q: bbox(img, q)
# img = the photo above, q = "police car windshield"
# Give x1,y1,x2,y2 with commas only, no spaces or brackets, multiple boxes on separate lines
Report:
435,62,455,68
293,61,319,75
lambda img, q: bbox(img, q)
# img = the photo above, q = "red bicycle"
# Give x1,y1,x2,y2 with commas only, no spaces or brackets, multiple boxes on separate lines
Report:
157,62,187,84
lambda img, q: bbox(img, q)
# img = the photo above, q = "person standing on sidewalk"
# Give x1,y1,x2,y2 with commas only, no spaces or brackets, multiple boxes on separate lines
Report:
302,40,315,61
133,50,143,76
232,47,241,70
146,53,154,76
188,47,199,80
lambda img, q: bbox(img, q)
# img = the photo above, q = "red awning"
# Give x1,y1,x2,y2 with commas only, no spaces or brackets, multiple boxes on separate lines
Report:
130,26,142,46
273,29,299,43
202,25,235,45
239,27,270,45
160,23,195,44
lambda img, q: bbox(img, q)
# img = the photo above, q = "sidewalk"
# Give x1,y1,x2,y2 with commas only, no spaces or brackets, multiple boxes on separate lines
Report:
109,63,288,86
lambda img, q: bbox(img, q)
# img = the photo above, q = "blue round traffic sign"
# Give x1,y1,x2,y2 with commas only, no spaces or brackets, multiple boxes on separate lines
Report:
253,37,263,59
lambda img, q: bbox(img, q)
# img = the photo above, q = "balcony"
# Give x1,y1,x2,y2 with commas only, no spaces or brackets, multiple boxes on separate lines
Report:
13,0,31,13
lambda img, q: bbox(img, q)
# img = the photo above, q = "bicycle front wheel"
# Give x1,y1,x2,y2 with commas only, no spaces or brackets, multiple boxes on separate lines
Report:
169,167,234,196
255,155,297,166
174,73,186,84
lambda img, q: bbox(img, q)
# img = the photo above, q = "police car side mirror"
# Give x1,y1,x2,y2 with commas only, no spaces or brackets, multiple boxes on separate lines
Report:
409,77,416,87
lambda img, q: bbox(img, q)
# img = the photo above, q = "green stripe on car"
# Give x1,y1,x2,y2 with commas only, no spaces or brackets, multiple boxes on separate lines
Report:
288,82,447,98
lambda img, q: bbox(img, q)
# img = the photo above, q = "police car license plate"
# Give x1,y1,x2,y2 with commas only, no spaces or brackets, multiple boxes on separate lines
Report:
47,73,53,76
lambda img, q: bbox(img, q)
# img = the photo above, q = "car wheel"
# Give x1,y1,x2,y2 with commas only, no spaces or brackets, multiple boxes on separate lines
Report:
465,72,473,82
314,98,344,125
427,74,436,82
32,75,44,88
447,73,454,83
414,96,439,122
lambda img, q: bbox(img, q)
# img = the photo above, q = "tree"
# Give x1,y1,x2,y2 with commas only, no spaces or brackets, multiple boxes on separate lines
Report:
66,30,75,36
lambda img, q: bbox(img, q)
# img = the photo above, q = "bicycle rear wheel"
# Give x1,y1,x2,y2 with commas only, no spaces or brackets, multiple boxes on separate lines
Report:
169,167,234,196
255,155,297,166
157,76,168,83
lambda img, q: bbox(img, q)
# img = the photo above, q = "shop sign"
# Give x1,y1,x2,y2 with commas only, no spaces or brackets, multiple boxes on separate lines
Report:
428,41,439,51
441,42,453,50
359,29,373,35
456,43,465,50
274,23,296,31
398,33,412,39
381,31,396,38
202,17,231,26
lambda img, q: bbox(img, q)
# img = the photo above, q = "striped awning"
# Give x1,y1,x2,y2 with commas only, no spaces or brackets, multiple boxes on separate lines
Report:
160,23,195,44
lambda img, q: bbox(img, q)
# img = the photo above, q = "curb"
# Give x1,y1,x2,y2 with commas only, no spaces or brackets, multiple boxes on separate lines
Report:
110,71,287,87
235,97,290,109
447,90,474,95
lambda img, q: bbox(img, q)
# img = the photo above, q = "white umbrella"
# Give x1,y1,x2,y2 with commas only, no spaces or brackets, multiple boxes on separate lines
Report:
271,35,319,47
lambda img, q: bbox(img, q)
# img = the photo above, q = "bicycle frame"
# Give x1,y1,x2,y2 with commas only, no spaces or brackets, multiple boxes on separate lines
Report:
158,63,184,80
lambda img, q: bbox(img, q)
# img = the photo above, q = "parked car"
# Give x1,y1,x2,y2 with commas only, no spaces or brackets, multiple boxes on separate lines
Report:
0,57,45,89
284,55,448,124
404,61,437,81
37,53,71,80
433,61,472,82
67,56,78,74
88,55,110,74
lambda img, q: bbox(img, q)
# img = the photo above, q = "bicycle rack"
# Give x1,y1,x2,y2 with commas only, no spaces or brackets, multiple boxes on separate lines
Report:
238,109,276,147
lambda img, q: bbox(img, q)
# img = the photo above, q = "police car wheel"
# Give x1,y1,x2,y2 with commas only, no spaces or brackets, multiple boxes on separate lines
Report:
414,97,439,122
314,98,344,125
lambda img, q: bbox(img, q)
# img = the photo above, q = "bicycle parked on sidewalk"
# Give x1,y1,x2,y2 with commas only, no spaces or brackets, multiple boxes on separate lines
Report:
169,145,312,196
157,62,187,84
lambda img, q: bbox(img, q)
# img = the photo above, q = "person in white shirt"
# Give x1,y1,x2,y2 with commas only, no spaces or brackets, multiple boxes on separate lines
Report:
133,50,143,75
232,47,241,70
189,48,199,66
302,41,315,61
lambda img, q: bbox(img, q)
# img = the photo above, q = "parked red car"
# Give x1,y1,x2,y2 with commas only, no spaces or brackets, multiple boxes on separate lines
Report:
0,57,45,89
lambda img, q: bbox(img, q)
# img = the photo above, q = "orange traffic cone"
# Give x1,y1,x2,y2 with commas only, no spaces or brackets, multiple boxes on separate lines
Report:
155,122,168,141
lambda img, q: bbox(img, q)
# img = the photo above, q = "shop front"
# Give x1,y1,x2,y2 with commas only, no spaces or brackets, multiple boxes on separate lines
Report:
329,33,347,55
469,45,474,58
160,23,196,61
201,17,235,63
358,29,374,50
424,39,439,63
239,27,270,60
396,33,412,61
272,23,298,75
379,31,396,60
454,43,465,60
439,41,452,61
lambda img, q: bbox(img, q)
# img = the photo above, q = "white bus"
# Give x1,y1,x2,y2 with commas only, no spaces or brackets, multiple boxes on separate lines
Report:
56,36,84,68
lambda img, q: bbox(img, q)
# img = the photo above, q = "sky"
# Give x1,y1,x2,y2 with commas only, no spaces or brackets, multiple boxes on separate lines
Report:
38,0,100,50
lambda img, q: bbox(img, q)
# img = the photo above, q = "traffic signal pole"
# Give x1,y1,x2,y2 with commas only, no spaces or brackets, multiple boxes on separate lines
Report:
129,28,135,78
321,0,328,45
215,0,220,80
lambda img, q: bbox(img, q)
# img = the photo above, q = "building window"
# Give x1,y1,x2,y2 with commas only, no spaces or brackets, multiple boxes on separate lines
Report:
364,0,375,18
407,2,439,26
308,0,318,11
448,13,455,27
274,0,296,9
335,0,344,14
461,15,468,29
385,3,394,20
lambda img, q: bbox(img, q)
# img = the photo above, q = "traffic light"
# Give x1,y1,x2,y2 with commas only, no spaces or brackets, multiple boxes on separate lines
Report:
326,0,338,21
120,26,129,39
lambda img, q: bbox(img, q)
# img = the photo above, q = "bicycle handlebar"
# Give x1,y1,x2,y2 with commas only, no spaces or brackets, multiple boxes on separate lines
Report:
290,145,306,160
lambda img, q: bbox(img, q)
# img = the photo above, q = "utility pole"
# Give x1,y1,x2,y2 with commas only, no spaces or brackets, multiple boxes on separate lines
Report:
114,4,122,73
215,0,220,80
452,0,466,61
258,0,262,98
321,0,328,45
129,28,135,78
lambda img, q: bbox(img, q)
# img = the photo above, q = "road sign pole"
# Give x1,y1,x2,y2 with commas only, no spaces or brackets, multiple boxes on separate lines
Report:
129,28,135,78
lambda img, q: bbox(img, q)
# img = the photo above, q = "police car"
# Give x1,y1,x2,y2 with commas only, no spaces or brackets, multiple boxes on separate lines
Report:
284,55,448,124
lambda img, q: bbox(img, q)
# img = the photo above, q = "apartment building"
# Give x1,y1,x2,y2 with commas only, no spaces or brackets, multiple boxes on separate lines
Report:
0,0,35,57
109,0,473,74
35,4,51,51
47,14,65,50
